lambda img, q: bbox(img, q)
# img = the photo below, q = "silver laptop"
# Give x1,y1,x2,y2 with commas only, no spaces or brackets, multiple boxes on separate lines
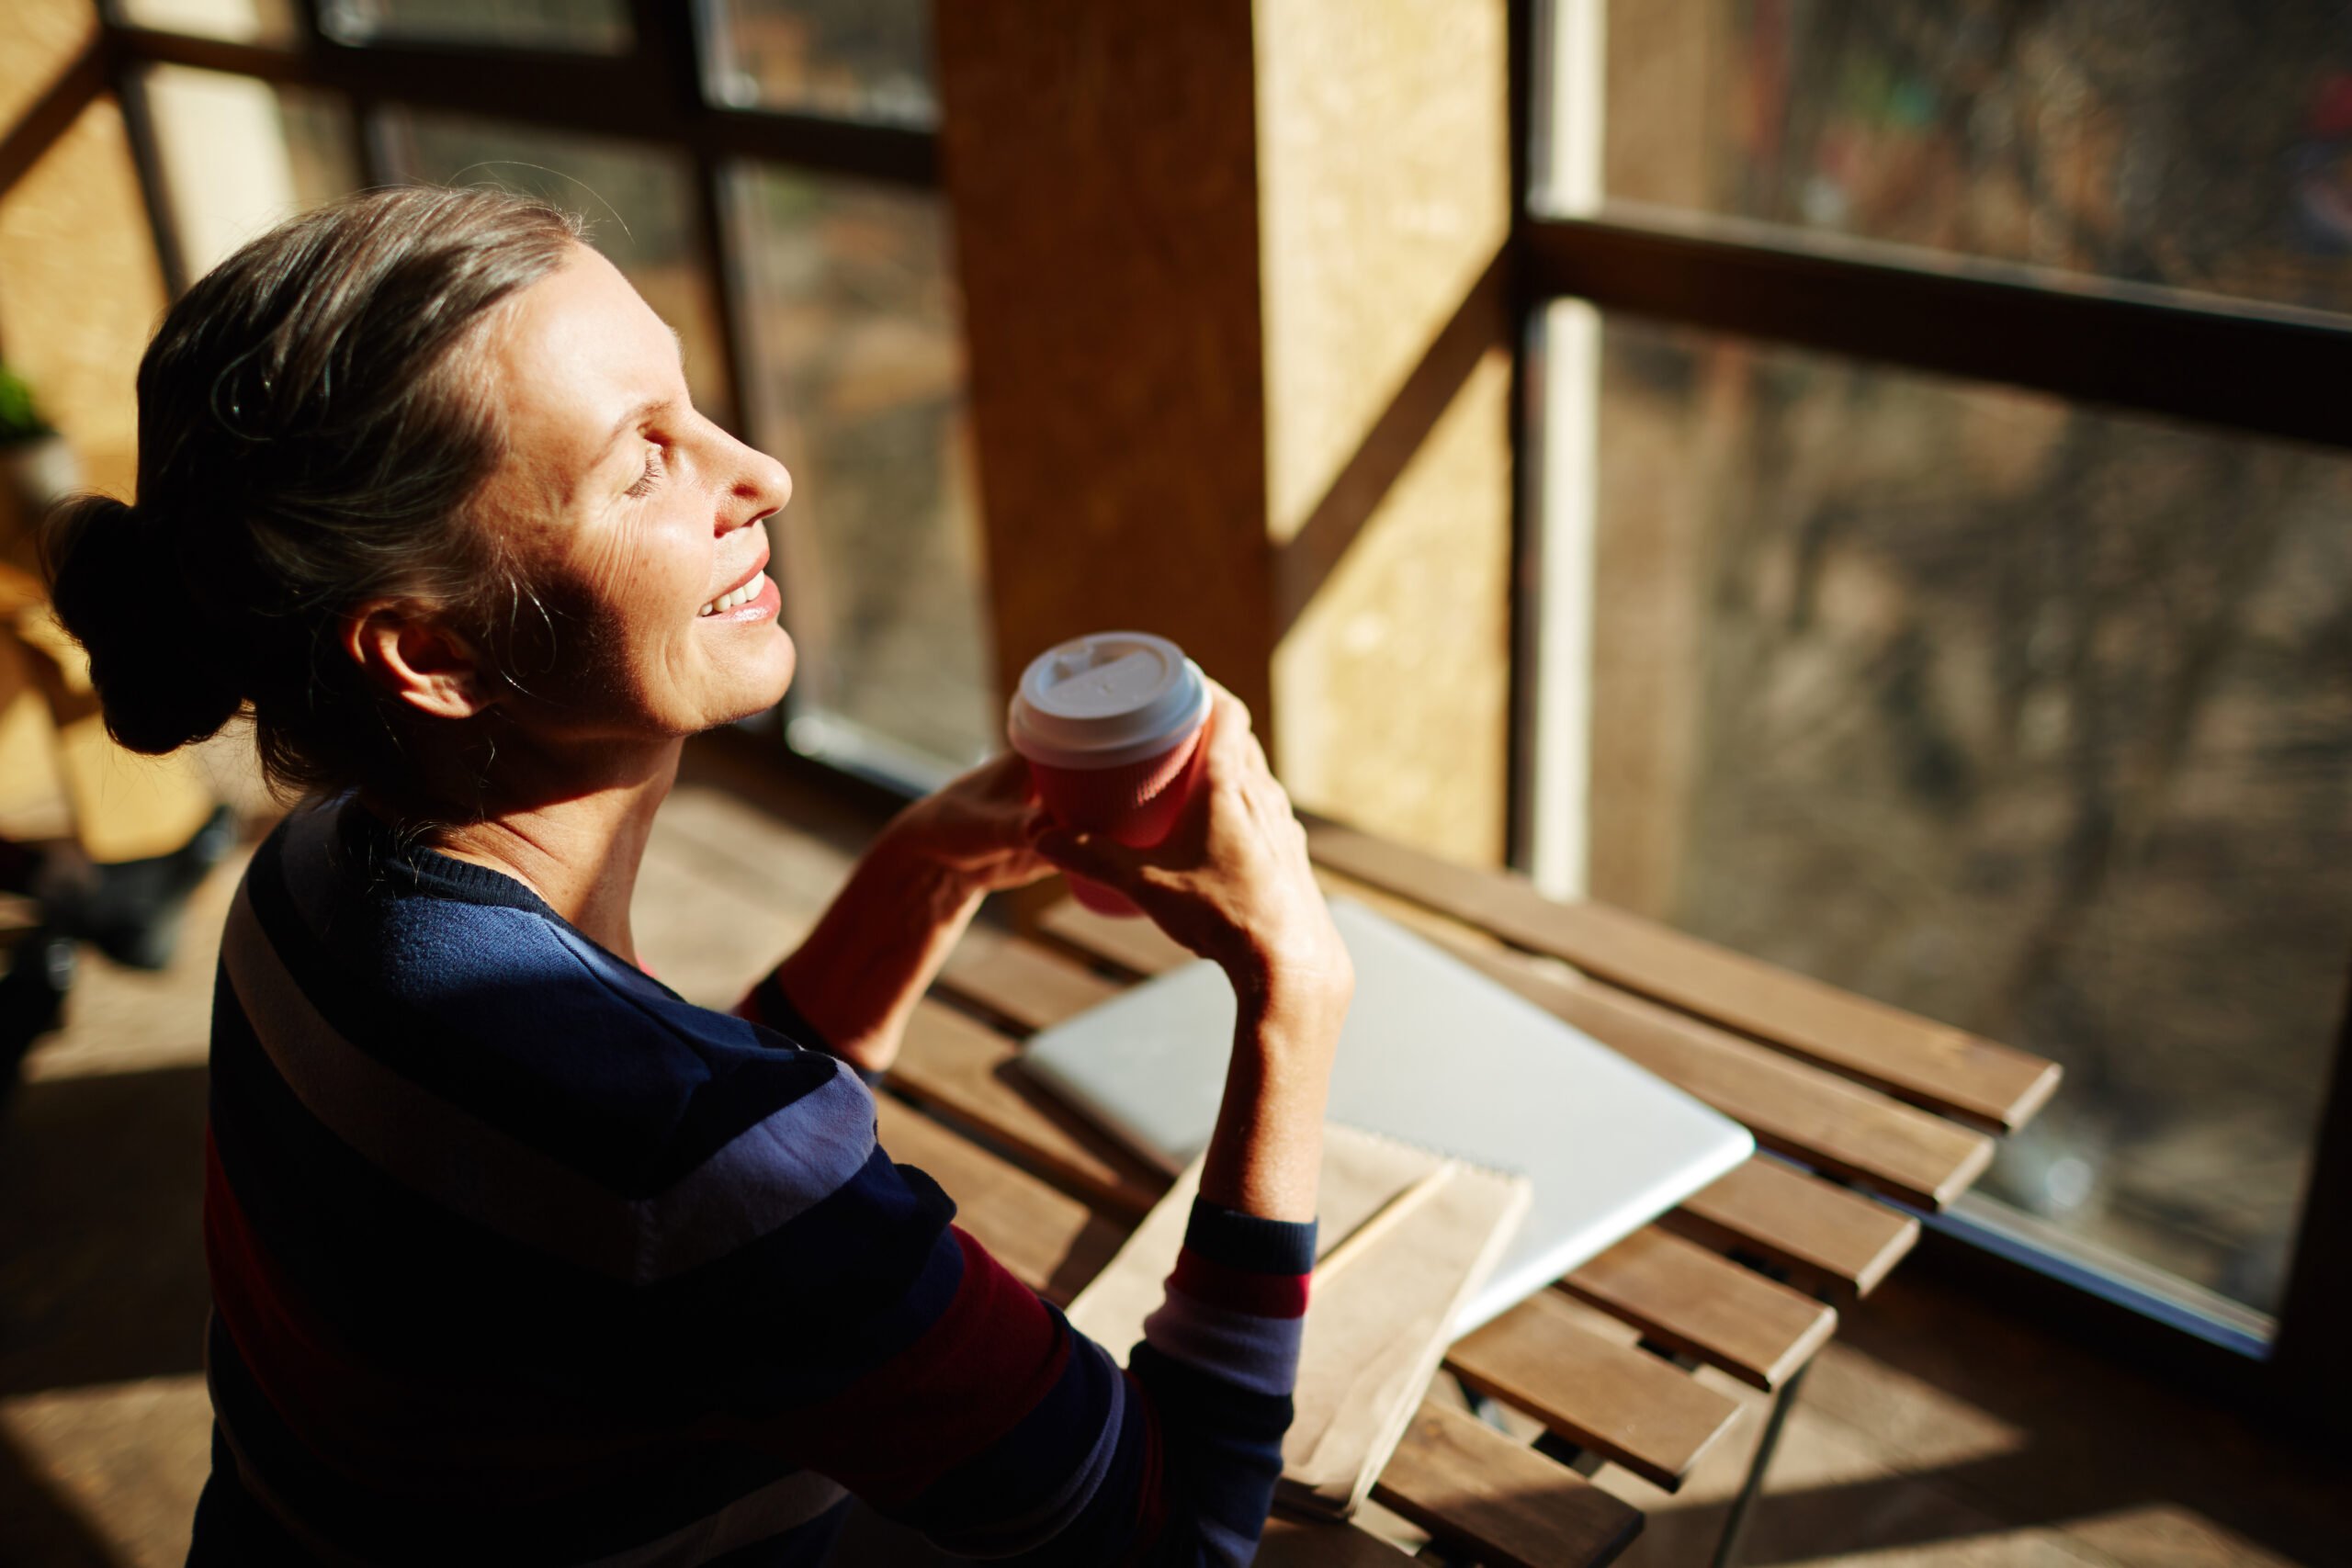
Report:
1020,897,1754,1334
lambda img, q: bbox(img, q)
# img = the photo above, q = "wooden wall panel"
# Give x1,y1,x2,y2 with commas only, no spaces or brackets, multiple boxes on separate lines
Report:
1275,352,1513,866
938,0,1513,851
934,0,1277,725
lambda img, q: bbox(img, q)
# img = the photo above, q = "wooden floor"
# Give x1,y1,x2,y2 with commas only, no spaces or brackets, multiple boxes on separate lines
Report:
1,736,2346,1567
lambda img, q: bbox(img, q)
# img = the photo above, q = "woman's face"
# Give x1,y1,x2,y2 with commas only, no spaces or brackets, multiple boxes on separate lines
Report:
469,244,797,742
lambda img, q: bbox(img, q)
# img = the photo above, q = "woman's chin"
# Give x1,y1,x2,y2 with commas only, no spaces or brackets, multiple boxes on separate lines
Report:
718,635,796,726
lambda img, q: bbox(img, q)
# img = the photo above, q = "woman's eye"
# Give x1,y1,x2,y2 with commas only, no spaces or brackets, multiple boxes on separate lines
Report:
624,441,665,499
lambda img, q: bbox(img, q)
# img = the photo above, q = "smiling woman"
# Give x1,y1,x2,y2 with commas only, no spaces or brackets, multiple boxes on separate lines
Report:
37,186,1353,1566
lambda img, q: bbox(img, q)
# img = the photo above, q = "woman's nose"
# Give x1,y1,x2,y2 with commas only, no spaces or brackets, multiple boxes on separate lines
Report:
720,433,793,527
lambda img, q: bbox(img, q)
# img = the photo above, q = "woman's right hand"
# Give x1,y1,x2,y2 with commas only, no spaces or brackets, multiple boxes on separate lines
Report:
1030,683,1353,1019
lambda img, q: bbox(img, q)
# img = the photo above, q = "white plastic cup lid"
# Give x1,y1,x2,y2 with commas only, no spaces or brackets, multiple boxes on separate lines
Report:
1007,631,1212,769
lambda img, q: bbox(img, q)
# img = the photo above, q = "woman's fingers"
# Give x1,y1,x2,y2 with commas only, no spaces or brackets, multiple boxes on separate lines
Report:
1033,824,1148,892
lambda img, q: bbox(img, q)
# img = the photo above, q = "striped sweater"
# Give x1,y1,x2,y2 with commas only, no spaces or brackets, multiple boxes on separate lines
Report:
188,797,1313,1565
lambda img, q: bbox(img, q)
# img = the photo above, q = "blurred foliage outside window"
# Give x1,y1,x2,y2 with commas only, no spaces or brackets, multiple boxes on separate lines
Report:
1572,0,2352,318
319,0,630,52
1545,0,2352,1316
725,164,993,779
700,0,936,126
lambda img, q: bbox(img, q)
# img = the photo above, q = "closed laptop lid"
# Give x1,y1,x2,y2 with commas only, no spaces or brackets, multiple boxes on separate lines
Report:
1020,897,1754,1333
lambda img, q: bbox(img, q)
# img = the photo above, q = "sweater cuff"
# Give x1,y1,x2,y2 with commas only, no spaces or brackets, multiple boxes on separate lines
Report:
738,971,888,1089
1183,1197,1318,1277
1140,1201,1316,1399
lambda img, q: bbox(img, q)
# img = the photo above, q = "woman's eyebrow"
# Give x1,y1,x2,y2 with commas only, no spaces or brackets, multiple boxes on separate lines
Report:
593,329,689,458
599,395,678,458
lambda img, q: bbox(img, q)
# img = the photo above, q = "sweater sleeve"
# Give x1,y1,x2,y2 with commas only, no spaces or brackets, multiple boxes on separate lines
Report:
672,1036,1313,1563
733,969,888,1089
796,1179,1312,1565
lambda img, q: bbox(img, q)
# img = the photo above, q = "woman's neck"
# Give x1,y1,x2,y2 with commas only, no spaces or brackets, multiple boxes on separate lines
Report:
368,736,684,967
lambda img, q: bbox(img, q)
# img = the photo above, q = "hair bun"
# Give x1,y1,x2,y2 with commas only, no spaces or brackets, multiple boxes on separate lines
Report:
43,493,244,754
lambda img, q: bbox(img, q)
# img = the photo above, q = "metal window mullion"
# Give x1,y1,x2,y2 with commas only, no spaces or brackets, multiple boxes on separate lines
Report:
1526,215,2352,452
109,46,193,299
102,23,939,188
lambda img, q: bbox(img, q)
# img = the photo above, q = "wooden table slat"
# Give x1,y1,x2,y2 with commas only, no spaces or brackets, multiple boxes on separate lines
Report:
1035,896,1194,976
869,1095,1126,1307
939,920,1125,1031
893,998,1164,1217
1370,1400,1645,1568
1302,817,2060,1134
943,921,1923,1305
1667,1156,1917,1303
1444,1291,1747,1492
1451,942,1995,1212
1258,1517,1421,1563
1036,897,1995,1211
1560,1228,1838,1393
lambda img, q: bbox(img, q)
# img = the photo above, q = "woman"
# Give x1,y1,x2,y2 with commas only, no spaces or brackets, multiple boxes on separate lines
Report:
48,186,1351,1565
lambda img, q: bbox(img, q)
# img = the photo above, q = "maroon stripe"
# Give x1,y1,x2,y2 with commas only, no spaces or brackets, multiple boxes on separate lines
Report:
1168,1247,1310,1319
781,1227,1071,1505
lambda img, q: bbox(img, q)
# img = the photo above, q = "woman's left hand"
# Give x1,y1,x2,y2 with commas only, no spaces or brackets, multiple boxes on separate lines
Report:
888,751,1057,903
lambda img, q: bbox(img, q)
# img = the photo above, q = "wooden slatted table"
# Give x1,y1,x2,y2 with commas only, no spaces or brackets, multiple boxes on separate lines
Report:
870,829,2057,1566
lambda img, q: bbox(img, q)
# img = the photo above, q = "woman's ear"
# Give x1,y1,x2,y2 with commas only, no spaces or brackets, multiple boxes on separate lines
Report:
342,602,497,720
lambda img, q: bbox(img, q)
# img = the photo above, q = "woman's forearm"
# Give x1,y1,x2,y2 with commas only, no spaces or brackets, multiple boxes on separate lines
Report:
1195,976,1348,1223
762,822,980,1075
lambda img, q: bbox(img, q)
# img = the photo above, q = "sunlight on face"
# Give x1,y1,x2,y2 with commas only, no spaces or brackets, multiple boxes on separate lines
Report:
469,244,797,741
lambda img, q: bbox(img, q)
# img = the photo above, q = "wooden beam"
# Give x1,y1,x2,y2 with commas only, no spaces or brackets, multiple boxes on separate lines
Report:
0,38,108,201
933,0,1276,725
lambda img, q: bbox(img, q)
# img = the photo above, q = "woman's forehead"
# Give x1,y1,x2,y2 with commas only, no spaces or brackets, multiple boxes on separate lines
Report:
472,247,686,491
481,248,683,457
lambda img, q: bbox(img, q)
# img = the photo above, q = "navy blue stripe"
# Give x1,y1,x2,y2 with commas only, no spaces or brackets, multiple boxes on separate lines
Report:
1127,1344,1291,1549
1182,1199,1318,1276
243,830,842,1198
212,976,963,1415
899,1324,1149,1565
1126,1342,1295,1447
333,795,556,916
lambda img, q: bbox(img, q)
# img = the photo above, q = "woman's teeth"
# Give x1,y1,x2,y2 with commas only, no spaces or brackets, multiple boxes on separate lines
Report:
699,575,763,617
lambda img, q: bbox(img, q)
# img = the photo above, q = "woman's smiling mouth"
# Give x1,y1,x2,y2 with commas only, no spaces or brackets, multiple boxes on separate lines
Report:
698,551,774,617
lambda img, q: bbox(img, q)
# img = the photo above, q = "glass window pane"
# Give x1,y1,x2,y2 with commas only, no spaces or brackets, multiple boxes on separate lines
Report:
115,0,300,46
699,0,937,127
1536,303,2352,1317
378,110,733,427
723,164,991,779
320,0,629,52
1544,0,2352,317
141,67,361,279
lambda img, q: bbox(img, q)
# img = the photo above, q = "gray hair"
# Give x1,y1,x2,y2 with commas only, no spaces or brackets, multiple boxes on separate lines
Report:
44,184,583,804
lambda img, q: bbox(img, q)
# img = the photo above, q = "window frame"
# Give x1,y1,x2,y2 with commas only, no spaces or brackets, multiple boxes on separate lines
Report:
1501,0,2352,1423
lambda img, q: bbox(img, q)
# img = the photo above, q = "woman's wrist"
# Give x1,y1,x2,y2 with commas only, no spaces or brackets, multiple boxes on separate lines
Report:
1224,933,1353,1032
873,808,989,926
763,818,984,1076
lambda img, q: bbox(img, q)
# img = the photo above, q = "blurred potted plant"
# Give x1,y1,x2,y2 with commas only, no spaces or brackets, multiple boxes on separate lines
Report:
0,364,78,572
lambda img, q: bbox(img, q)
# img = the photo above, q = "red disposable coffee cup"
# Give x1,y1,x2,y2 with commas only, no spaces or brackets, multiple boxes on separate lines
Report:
1008,632,1213,918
